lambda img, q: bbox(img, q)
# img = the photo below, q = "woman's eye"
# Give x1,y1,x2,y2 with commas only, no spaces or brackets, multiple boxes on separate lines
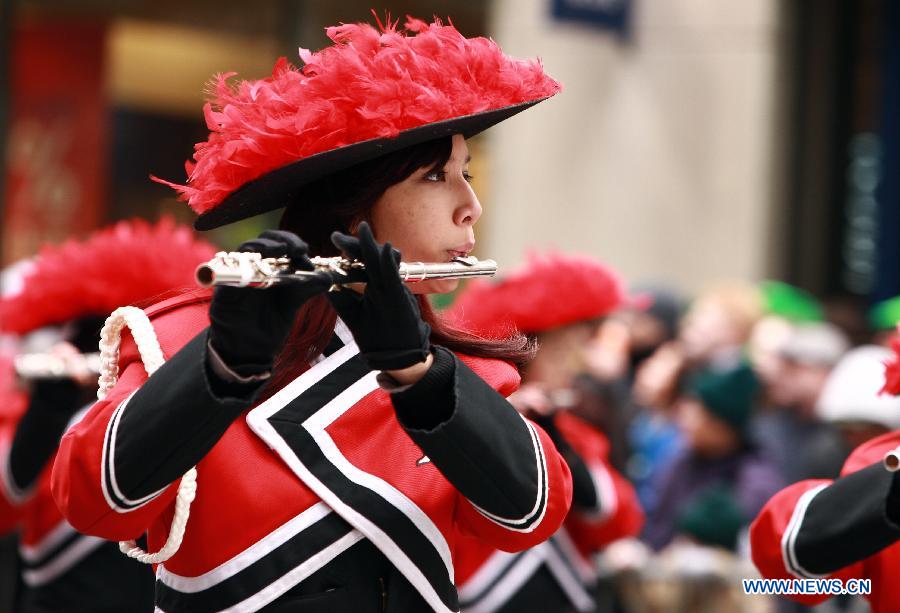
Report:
424,170,473,182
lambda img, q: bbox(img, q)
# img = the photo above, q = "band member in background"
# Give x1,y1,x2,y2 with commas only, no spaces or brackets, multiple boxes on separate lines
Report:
749,338,900,612
0,218,216,612
0,331,27,612
447,252,644,613
51,16,574,612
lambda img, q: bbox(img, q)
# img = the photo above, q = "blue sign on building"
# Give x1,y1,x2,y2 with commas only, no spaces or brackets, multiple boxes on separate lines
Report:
550,0,631,37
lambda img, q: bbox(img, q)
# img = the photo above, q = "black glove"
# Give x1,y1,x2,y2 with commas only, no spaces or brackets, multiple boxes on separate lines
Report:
208,230,333,374
9,378,85,492
328,222,431,371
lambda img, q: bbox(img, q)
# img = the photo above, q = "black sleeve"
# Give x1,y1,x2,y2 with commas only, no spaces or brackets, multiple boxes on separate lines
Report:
530,414,598,511
110,330,263,500
8,379,83,492
793,462,900,574
572,374,632,472
391,346,548,526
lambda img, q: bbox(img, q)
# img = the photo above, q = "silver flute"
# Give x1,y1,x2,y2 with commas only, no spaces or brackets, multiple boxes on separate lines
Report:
14,352,102,380
196,251,497,288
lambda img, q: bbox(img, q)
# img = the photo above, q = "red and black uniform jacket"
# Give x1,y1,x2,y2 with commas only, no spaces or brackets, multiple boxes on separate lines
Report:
455,411,644,613
750,430,900,612
51,293,573,612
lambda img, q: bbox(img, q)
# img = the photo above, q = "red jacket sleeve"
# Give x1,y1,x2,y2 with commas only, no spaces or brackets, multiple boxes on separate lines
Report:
750,432,900,606
749,479,857,606
51,296,210,540
0,356,30,533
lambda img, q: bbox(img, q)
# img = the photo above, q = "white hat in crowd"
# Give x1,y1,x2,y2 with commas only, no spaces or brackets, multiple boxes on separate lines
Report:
817,345,900,429
780,322,850,367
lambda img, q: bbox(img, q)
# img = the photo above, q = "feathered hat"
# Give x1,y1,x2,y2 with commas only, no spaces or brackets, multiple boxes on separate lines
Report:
446,252,628,338
154,14,561,230
0,218,218,335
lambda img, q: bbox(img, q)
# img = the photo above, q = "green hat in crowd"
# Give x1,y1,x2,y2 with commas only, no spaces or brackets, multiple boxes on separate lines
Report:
676,486,745,551
869,295,900,331
758,281,823,323
689,363,760,433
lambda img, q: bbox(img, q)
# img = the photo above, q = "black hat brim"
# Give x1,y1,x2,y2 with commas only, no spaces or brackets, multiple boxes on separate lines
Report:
194,98,545,230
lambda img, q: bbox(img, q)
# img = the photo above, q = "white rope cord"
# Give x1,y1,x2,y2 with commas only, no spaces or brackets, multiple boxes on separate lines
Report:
98,306,197,565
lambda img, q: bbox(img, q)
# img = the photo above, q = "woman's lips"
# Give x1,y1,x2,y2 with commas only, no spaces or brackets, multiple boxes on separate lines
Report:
447,249,472,261
447,242,476,260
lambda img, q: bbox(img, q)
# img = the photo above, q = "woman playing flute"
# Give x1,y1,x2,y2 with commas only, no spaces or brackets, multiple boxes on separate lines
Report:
51,16,573,612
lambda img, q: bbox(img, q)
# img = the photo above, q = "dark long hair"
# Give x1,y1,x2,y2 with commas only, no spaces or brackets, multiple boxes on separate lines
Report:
260,137,534,400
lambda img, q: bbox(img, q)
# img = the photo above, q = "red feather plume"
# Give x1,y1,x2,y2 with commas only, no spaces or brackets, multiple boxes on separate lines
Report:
881,326,900,396
0,218,217,334
154,15,561,214
446,252,628,338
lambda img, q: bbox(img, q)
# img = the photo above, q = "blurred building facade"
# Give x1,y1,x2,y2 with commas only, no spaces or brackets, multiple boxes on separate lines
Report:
0,0,898,297
485,0,783,294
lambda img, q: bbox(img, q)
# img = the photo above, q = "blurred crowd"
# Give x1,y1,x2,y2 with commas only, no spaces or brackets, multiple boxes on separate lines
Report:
469,268,900,612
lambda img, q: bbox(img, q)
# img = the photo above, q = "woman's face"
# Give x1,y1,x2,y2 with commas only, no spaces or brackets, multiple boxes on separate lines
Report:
369,134,482,294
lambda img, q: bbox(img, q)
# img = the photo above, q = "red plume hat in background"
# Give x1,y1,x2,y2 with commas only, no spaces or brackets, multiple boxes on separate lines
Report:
0,218,217,335
446,252,628,339
154,15,561,230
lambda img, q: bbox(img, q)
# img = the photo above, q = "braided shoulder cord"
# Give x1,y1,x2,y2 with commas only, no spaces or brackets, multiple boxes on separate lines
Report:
97,306,197,564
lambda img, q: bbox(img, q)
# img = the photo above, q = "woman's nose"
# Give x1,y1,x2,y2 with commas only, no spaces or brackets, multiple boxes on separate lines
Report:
455,185,483,226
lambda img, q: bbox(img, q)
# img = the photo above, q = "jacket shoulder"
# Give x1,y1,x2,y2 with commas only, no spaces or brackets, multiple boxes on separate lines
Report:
122,290,212,360
841,430,900,475
143,289,212,319
555,411,611,458
455,353,521,397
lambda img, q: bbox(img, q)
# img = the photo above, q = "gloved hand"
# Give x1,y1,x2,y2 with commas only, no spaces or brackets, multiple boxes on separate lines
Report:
328,222,431,371
10,343,88,493
208,230,333,374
